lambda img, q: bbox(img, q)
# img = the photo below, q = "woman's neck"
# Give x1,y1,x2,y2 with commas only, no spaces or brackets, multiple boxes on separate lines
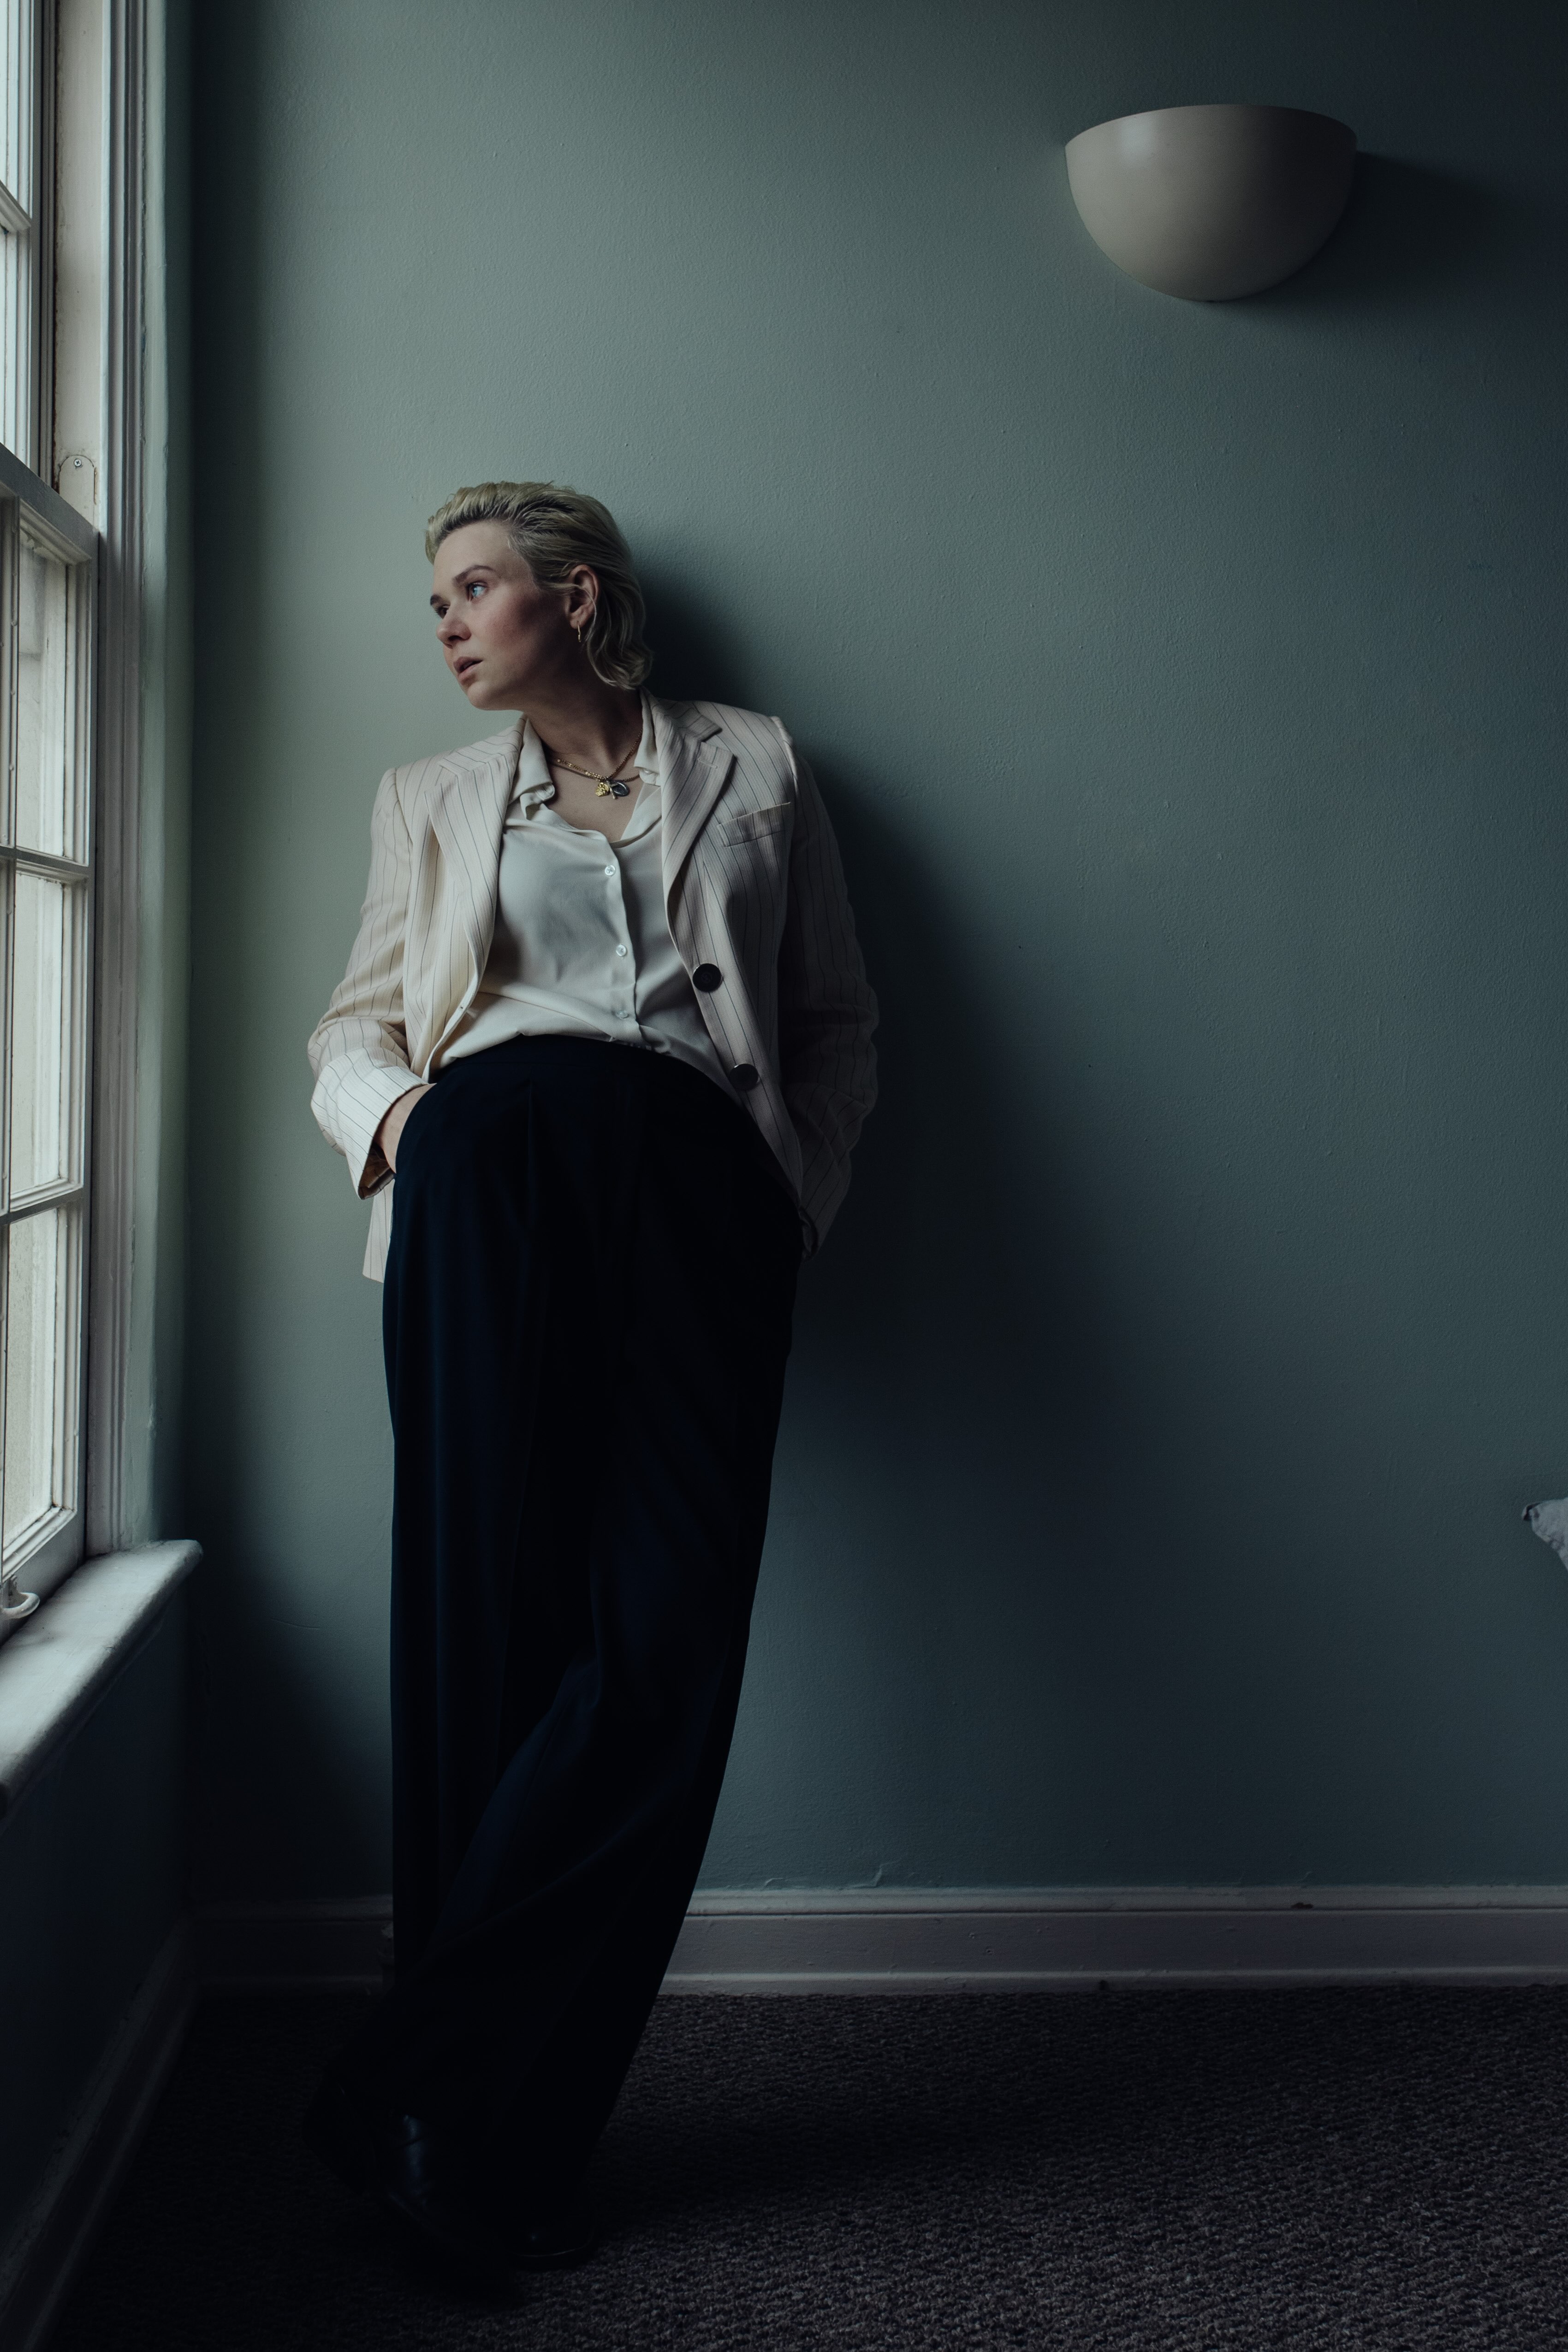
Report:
516,673,642,776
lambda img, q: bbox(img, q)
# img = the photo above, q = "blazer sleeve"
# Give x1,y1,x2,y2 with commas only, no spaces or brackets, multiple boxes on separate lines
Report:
772,723,879,1248
307,767,426,1199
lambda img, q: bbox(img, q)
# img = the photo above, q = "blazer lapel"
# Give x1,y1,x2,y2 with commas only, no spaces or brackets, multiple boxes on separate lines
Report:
426,726,518,1035
656,699,732,929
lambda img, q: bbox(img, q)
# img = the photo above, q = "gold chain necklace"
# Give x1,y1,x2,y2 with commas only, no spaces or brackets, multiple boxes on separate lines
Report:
547,751,637,801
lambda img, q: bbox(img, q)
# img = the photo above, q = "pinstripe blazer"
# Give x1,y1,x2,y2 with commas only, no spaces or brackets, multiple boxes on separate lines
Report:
308,696,878,1280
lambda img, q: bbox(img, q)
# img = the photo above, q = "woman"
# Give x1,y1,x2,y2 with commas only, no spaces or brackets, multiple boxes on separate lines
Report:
303,481,877,2281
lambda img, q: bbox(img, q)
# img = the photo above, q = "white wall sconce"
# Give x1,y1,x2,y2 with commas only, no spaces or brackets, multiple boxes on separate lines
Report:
1065,104,1356,301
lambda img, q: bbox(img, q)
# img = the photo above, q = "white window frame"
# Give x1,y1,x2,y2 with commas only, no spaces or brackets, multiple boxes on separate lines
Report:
0,0,154,1644
82,0,153,1564
0,0,55,480
0,436,95,1623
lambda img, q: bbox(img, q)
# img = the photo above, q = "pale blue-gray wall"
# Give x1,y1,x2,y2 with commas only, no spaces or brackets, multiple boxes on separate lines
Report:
186,0,1568,1899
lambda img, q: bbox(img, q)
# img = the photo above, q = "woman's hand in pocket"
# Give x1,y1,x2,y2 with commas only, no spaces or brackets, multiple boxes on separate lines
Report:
375,1082,434,1175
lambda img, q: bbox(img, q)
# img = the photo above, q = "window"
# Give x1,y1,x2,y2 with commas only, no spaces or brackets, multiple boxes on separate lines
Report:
0,0,49,475
0,0,97,1627
0,0,156,1641
0,449,93,1620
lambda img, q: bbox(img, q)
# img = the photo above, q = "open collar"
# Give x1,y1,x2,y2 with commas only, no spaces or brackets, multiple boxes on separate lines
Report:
424,699,735,965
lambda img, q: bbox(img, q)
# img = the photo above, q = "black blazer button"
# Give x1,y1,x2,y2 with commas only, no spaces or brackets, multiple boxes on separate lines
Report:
691,963,723,992
731,1064,760,1092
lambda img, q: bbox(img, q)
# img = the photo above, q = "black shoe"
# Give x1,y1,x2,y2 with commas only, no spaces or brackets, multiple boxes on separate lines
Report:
503,2189,597,2271
303,2081,514,2287
375,2114,516,2287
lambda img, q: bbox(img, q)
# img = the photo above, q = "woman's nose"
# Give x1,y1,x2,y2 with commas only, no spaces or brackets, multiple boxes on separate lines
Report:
438,612,466,646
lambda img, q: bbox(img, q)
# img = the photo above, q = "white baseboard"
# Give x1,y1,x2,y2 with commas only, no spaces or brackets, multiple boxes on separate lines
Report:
0,1919,193,2352
665,1887,1568,1991
193,1886,1568,1996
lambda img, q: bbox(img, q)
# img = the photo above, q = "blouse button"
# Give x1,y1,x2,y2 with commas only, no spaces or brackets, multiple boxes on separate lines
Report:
615,943,628,956
603,864,615,877
691,964,722,992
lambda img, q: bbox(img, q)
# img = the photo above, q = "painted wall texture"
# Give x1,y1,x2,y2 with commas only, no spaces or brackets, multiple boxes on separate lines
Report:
186,0,1568,1899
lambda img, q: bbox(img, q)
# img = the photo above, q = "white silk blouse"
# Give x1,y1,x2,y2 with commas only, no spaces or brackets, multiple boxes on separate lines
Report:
435,695,730,1092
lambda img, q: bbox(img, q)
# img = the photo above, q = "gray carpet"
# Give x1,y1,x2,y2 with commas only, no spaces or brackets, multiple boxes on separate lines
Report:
49,1985,1568,2348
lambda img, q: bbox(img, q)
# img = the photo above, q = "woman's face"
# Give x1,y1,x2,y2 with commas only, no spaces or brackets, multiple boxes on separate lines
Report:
429,521,588,710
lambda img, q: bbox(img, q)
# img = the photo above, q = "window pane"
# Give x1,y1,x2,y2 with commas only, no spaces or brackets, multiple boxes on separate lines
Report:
0,221,29,463
0,0,33,463
15,533,82,857
0,0,32,203
10,869,81,1195
3,1203,72,1551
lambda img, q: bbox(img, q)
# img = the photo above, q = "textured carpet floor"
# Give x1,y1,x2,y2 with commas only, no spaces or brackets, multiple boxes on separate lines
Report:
48,1985,1568,2349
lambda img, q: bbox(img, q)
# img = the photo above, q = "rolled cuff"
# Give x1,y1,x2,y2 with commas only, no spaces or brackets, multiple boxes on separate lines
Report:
312,1053,429,1198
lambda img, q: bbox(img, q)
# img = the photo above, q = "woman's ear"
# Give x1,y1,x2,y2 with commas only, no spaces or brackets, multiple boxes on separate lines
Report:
564,565,600,633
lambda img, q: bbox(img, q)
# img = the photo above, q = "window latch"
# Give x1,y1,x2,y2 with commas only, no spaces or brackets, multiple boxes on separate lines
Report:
0,1566,40,1620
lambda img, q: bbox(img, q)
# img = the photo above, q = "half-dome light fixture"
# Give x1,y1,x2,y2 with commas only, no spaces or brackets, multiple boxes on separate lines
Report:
1065,104,1356,302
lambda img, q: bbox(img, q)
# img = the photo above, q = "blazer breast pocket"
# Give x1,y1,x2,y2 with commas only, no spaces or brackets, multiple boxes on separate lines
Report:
710,802,791,849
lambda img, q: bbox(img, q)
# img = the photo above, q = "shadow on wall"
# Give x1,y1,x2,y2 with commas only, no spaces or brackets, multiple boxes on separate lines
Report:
640,569,755,708
741,736,1201,1867
641,573,1176,1626
811,775,1140,1529
1262,154,1534,315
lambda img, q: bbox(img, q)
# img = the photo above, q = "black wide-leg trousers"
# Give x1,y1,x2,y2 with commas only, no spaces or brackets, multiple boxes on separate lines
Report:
334,1036,799,2190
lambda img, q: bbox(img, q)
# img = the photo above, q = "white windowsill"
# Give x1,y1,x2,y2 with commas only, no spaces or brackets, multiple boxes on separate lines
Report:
0,1540,200,1817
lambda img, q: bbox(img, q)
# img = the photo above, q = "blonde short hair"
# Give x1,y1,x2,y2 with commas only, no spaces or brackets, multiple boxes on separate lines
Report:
424,480,653,690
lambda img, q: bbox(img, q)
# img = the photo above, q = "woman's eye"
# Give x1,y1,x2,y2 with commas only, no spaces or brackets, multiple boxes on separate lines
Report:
466,580,486,600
